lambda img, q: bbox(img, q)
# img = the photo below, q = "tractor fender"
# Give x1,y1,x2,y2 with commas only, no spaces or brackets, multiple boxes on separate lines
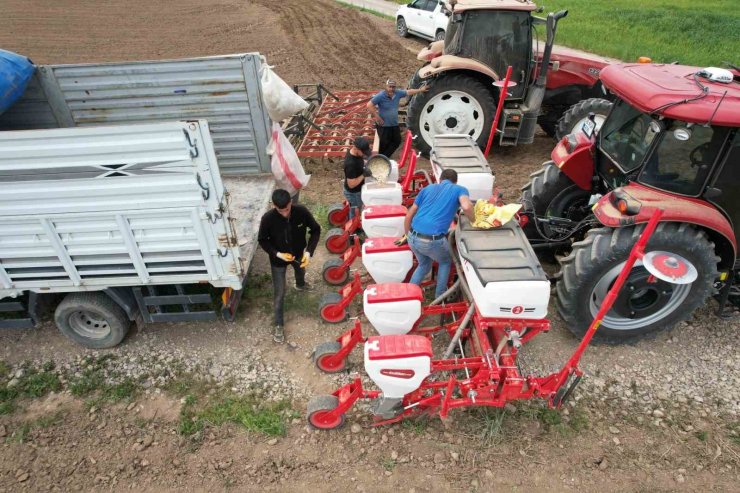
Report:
594,183,737,267
550,132,595,190
417,40,445,62
418,55,499,81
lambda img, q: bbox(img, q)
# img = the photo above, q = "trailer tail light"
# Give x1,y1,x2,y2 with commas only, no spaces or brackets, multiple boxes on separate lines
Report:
610,189,641,215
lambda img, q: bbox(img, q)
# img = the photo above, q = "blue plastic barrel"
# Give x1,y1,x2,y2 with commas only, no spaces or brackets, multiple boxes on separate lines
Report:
0,49,35,114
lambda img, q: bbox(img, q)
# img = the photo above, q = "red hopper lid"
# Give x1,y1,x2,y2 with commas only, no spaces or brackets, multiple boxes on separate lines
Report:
365,335,432,360
365,283,424,304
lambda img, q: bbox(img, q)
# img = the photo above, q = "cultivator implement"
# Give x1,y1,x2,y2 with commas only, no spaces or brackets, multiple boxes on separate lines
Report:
308,210,679,429
295,90,379,158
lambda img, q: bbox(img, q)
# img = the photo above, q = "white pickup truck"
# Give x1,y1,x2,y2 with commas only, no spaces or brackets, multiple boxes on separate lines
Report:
396,0,449,41
0,53,275,348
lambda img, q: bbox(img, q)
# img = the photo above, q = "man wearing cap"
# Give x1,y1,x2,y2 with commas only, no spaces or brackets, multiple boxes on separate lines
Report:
367,79,429,158
343,136,372,219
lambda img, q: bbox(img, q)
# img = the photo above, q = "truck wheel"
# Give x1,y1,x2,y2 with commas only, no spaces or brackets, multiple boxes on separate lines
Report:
555,98,612,141
319,293,348,323
325,228,349,254
396,17,409,38
307,395,345,430
54,293,130,349
327,203,348,227
313,341,347,373
322,258,350,285
556,223,719,343
520,160,592,240
407,74,496,155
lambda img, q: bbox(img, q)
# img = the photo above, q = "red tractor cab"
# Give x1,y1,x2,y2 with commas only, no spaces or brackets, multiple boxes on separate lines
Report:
528,62,739,342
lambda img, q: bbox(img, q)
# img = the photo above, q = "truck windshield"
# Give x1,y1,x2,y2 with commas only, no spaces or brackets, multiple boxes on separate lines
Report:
445,10,531,98
599,100,658,173
638,122,721,197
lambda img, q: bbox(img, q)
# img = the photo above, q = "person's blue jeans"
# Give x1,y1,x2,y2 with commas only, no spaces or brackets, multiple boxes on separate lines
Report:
408,233,451,298
343,189,362,219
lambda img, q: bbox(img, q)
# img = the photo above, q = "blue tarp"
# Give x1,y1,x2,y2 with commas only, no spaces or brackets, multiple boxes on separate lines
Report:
0,49,35,115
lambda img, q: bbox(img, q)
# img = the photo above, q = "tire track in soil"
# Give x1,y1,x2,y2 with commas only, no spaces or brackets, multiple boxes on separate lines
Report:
251,0,420,89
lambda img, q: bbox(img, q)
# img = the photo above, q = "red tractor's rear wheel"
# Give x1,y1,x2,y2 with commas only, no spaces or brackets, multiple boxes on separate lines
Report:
319,293,348,324
313,341,346,373
322,258,350,285
327,203,348,227
556,223,718,342
325,228,349,254
307,395,345,430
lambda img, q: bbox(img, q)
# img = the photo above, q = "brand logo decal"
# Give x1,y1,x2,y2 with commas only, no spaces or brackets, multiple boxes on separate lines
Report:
380,369,415,379
511,306,524,315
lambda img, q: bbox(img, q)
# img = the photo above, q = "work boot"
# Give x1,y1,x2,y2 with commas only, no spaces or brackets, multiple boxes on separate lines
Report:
273,325,285,344
294,282,314,292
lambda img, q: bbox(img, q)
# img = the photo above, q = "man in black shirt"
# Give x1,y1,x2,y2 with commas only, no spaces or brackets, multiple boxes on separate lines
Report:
258,189,321,343
344,136,371,219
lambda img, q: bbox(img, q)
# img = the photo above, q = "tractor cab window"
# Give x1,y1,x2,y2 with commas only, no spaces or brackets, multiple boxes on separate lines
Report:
599,100,658,173
445,10,531,99
639,123,722,197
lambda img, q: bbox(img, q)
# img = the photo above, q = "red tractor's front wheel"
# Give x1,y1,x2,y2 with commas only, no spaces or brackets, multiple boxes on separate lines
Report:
327,203,349,227
319,293,348,324
307,395,345,430
325,228,349,254
313,341,346,373
322,258,350,285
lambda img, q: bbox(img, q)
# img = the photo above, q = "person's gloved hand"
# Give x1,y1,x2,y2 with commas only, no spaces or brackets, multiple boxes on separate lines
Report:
394,235,408,246
276,252,295,262
300,252,311,268
363,167,373,178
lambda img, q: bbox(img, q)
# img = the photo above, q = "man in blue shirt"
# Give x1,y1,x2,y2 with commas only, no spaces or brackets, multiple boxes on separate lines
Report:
402,169,475,298
367,79,428,157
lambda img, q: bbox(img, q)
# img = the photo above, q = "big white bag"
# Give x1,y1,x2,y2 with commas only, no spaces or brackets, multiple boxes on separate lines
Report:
260,57,309,122
267,123,310,196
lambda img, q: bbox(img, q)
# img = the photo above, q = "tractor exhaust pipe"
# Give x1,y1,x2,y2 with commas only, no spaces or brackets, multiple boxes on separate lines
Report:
517,9,568,144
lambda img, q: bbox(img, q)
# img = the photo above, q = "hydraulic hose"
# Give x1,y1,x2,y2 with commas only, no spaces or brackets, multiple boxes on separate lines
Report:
429,279,460,306
442,227,476,359
443,304,475,360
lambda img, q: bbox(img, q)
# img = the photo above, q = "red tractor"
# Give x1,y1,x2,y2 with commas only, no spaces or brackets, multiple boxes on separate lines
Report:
522,62,739,342
406,0,616,154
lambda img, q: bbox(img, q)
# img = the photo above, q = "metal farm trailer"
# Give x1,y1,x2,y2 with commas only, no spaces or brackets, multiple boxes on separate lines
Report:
0,53,274,348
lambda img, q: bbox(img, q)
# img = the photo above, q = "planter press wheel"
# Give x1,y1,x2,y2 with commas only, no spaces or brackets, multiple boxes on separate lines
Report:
322,258,350,285
319,293,348,323
327,203,348,227
313,341,346,373
307,395,345,430
325,228,349,254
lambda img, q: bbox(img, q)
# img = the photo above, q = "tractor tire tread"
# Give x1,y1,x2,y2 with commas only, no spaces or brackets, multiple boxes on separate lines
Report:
555,98,613,141
556,222,718,343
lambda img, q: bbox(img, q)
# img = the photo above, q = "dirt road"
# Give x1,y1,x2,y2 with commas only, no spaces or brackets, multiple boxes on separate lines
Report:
0,1,738,491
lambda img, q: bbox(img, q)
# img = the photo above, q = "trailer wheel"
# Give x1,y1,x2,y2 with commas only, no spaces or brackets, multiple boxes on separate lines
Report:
325,228,349,254
307,395,345,430
407,74,497,155
556,223,719,343
319,293,348,324
322,258,350,286
54,292,130,349
555,98,612,141
327,203,348,227
313,341,346,373
520,160,592,241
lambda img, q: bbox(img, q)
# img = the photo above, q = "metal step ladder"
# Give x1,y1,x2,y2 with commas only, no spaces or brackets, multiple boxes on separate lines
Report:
498,109,523,146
